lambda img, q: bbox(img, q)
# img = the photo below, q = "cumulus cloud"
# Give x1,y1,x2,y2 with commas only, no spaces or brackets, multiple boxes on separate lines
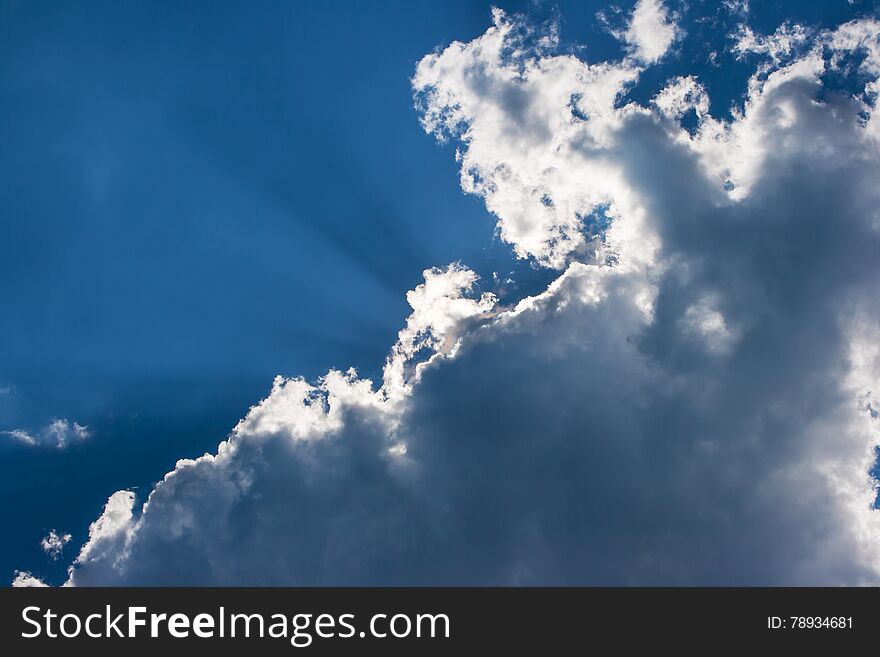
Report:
382,263,497,402
11,571,48,587
40,530,72,560
20,8,880,586
2,418,90,449
622,0,679,64
70,491,137,579
413,8,646,269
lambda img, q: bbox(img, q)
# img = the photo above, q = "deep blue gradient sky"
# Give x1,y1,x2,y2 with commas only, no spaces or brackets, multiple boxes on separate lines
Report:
1,0,874,584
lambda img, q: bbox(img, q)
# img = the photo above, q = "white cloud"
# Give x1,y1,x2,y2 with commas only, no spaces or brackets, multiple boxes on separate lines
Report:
2,418,91,449
44,418,90,448
40,530,72,560
826,18,880,78
70,490,136,578
732,22,811,67
681,296,738,355
660,18,880,202
733,18,880,82
383,263,497,401
723,0,750,16
652,75,710,121
11,570,48,587
18,9,880,586
623,0,679,64
2,429,38,446
413,9,651,269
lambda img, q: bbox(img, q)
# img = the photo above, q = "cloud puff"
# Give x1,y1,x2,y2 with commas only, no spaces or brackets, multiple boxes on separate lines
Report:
652,75,709,121
25,9,880,585
2,418,90,449
623,0,679,64
11,571,48,587
40,530,72,560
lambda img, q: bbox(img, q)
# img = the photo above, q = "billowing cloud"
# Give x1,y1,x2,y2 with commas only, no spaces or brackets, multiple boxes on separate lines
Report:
21,9,880,585
413,9,646,269
2,418,90,449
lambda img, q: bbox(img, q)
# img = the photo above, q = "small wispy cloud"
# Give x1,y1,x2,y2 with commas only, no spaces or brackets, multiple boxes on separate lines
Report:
2,418,91,449
2,429,38,446
722,0,750,16
41,530,72,560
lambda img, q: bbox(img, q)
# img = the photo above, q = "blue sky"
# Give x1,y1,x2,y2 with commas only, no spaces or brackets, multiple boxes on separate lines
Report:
3,0,880,586
0,0,561,584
